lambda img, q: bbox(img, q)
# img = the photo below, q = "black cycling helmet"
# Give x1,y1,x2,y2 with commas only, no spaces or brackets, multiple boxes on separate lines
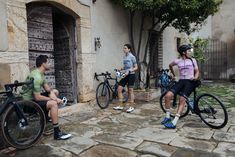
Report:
177,44,192,55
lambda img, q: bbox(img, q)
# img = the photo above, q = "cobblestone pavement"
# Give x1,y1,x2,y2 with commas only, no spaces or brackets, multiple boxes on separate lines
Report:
1,82,235,157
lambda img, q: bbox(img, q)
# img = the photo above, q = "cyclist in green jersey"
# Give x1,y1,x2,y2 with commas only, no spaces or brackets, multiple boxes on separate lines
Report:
21,55,71,140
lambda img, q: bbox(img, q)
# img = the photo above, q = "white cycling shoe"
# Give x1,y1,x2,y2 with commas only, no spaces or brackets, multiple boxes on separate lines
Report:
113,106,124,110
126,107,134,113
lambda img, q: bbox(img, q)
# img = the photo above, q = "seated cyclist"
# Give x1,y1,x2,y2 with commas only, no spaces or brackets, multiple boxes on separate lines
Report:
21,55,71,140
161,44,200,129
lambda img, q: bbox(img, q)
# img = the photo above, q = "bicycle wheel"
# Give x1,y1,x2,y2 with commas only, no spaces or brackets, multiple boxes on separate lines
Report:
196,93,228,129
96,82,110,109
1,100,45,149
160,92,189,118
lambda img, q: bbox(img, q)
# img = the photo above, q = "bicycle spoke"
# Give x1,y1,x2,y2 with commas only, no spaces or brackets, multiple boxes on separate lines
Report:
96,83,110,109
2,101,45,149
197,94,228,129
160,93,189,118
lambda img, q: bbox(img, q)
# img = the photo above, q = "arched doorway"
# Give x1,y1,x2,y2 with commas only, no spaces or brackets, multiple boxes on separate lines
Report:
26,2,78,103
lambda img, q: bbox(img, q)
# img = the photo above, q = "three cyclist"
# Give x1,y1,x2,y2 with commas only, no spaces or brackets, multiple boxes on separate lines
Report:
113,44,138,113
161,44,200,129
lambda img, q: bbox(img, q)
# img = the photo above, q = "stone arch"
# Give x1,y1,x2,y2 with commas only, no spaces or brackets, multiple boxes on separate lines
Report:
25,0,93,102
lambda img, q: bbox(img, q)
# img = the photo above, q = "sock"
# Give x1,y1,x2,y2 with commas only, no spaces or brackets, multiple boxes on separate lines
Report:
172,114,180,126
119,98,123,102
118,99,124,106
53,123,60,134
165,109,171,118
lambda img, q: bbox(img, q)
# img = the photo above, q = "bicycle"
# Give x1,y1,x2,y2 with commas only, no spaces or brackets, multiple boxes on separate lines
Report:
159,69,228,129
94,70,126,109
0,79,46,149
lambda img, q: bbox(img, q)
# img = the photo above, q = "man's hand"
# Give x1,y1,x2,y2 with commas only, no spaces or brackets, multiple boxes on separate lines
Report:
56,98,63,104
51,98,63,104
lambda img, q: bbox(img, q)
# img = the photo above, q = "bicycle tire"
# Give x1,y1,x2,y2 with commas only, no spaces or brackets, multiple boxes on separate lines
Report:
1,100,45,149
196,93,228,129
160,92,189,118
96,82,110,109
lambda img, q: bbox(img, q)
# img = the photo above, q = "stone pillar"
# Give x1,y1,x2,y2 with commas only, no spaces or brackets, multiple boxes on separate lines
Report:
76,17,96,102
0,0,8,51
0,64,11,90
77,53,96,102
0,1,30,85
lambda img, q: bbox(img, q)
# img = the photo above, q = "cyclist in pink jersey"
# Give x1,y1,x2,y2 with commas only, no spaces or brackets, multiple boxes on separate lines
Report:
161,44,200,129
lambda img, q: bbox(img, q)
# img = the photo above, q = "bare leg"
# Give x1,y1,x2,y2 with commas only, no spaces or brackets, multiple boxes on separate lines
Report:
176,96,186,115
162,91,174,121
164,91,174,109
171,96,186,126
113,85,125,110
46,100,59,124
128,87,134,103
117,85,124,102
49,89,59,100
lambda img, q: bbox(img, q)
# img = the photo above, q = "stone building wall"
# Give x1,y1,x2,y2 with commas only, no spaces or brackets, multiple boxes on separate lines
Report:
0,0,181,101
211,0,235,75
192,0,235,77
0,0,95,102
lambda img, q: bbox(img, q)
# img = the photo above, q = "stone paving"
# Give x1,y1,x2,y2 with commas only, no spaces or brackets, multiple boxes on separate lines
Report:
1,83,235,157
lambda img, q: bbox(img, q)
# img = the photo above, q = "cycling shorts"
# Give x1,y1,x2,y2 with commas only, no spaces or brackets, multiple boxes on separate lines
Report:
118,74,135,88
170,79,196,97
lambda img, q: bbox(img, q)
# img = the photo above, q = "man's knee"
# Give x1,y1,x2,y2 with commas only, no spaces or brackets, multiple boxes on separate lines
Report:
47,100,58,109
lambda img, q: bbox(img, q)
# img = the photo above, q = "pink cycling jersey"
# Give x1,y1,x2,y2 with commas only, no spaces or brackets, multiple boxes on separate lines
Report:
171,58,198,80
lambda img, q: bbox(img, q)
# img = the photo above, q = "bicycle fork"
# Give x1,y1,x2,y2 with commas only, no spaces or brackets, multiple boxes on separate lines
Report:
13,102,29,129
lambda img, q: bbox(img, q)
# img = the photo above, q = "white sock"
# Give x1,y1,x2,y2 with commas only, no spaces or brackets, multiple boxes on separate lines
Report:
172,114,180,126
166,109,171,118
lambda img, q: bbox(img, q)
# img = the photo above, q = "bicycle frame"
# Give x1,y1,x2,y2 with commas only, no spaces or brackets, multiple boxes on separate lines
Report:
105,77,118,96
94,72,119,99
183,89,199,114
0,80,34,126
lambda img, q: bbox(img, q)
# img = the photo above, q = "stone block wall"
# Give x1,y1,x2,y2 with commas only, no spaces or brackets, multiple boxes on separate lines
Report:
0,0,96,102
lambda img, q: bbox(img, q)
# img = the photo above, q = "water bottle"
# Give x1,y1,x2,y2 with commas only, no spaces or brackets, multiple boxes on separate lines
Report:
188,99,194,110
116,71,121,77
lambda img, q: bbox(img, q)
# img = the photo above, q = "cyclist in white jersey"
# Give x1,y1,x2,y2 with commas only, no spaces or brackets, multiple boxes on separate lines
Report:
113,44,138,113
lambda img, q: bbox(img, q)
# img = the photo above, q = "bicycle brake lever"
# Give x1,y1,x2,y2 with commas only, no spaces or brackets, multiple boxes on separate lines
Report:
94,73,99,81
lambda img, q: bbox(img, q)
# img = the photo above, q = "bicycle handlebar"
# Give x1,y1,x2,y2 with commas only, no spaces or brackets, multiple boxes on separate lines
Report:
94,72,112,81
158,69,170,73
4,78,34,91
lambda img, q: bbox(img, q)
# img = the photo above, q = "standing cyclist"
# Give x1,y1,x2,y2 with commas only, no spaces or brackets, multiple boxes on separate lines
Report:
113,44,138,113
161,44,200,129
21,55,71,140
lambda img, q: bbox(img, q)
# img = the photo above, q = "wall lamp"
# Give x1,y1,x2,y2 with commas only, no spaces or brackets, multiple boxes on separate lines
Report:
94,37,101,51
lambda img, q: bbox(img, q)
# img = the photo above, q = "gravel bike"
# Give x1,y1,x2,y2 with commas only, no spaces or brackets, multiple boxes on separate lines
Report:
0,79,45,149
159,69,228,129
94,71,126,109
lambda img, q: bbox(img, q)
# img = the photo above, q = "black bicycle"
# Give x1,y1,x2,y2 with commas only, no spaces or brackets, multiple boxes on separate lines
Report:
0,79,46,149
94,71,126,109
159,69,228,129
